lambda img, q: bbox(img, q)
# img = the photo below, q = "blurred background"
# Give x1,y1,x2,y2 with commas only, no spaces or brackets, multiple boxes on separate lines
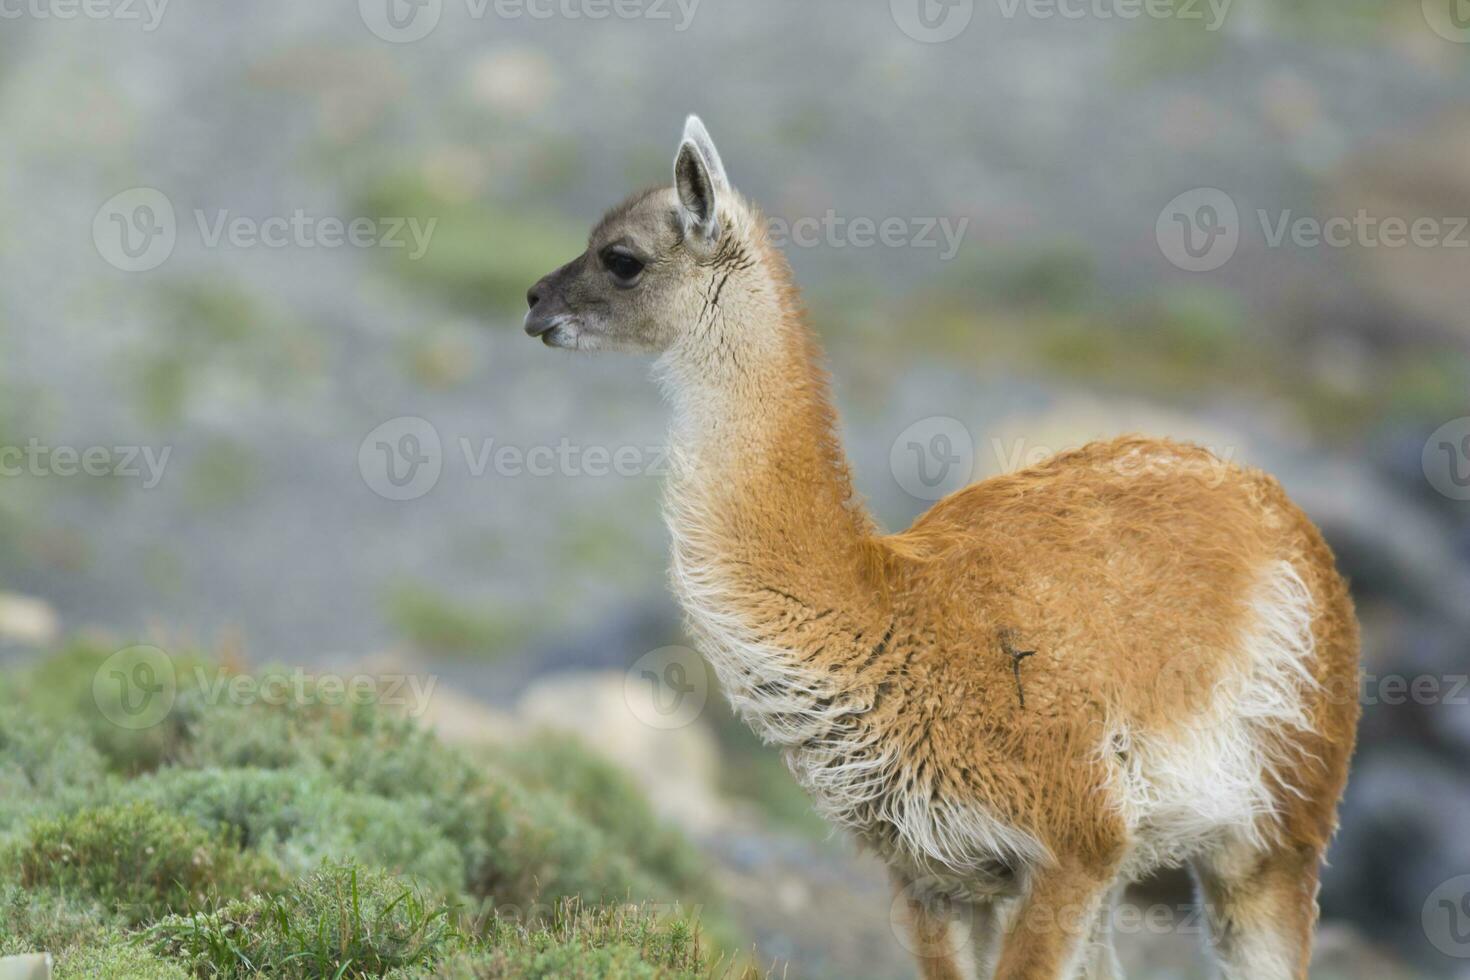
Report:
1,1,1468,976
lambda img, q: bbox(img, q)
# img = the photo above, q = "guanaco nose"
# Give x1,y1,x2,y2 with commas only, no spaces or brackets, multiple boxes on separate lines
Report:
524,275,556,337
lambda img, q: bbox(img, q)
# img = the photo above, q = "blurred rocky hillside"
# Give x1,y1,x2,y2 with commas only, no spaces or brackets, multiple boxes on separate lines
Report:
0,1,1467,975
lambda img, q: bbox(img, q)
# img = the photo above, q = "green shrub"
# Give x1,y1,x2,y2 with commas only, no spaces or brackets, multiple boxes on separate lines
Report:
434,903,728,980
173,689,470,798
308,711,483,806
500,737,708,898
469,778,658,910
170,692,325,771
15,802,285,923
147,862,454,979
0,906,189,980
121,767,466,894
117,766,321,848
53,935,191,980
14,642,211,774
143,708,689,910
0,709,114,841
0,646,739,977
0,883,117,957
0,710,109,796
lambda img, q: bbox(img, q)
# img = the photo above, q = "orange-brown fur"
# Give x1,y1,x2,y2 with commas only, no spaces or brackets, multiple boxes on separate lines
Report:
527,118,1361,979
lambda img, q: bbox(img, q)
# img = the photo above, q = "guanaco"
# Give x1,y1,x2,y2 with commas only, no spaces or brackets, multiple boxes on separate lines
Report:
523,116,1360,980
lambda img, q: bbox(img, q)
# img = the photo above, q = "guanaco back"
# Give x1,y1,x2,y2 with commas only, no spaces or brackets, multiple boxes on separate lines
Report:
524,116,1360,980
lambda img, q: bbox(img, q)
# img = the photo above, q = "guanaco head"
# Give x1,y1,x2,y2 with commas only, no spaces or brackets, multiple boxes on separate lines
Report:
523,115,752,353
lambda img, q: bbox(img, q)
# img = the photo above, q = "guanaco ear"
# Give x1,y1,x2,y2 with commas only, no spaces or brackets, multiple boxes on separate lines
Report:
674,114,727,248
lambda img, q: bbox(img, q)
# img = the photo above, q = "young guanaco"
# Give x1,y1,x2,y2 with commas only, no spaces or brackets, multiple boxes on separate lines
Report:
523,116,1359,980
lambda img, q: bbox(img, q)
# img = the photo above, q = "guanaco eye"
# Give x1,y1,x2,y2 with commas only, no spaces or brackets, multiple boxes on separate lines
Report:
601,247,645,285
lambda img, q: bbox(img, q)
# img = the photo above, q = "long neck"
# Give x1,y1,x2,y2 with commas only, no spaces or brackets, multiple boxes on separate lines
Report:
658,240,877,612
657,235,889,744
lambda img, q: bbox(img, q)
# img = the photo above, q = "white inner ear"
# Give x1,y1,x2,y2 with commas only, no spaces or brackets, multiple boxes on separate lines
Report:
682,115,729,190
675,140,720,242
